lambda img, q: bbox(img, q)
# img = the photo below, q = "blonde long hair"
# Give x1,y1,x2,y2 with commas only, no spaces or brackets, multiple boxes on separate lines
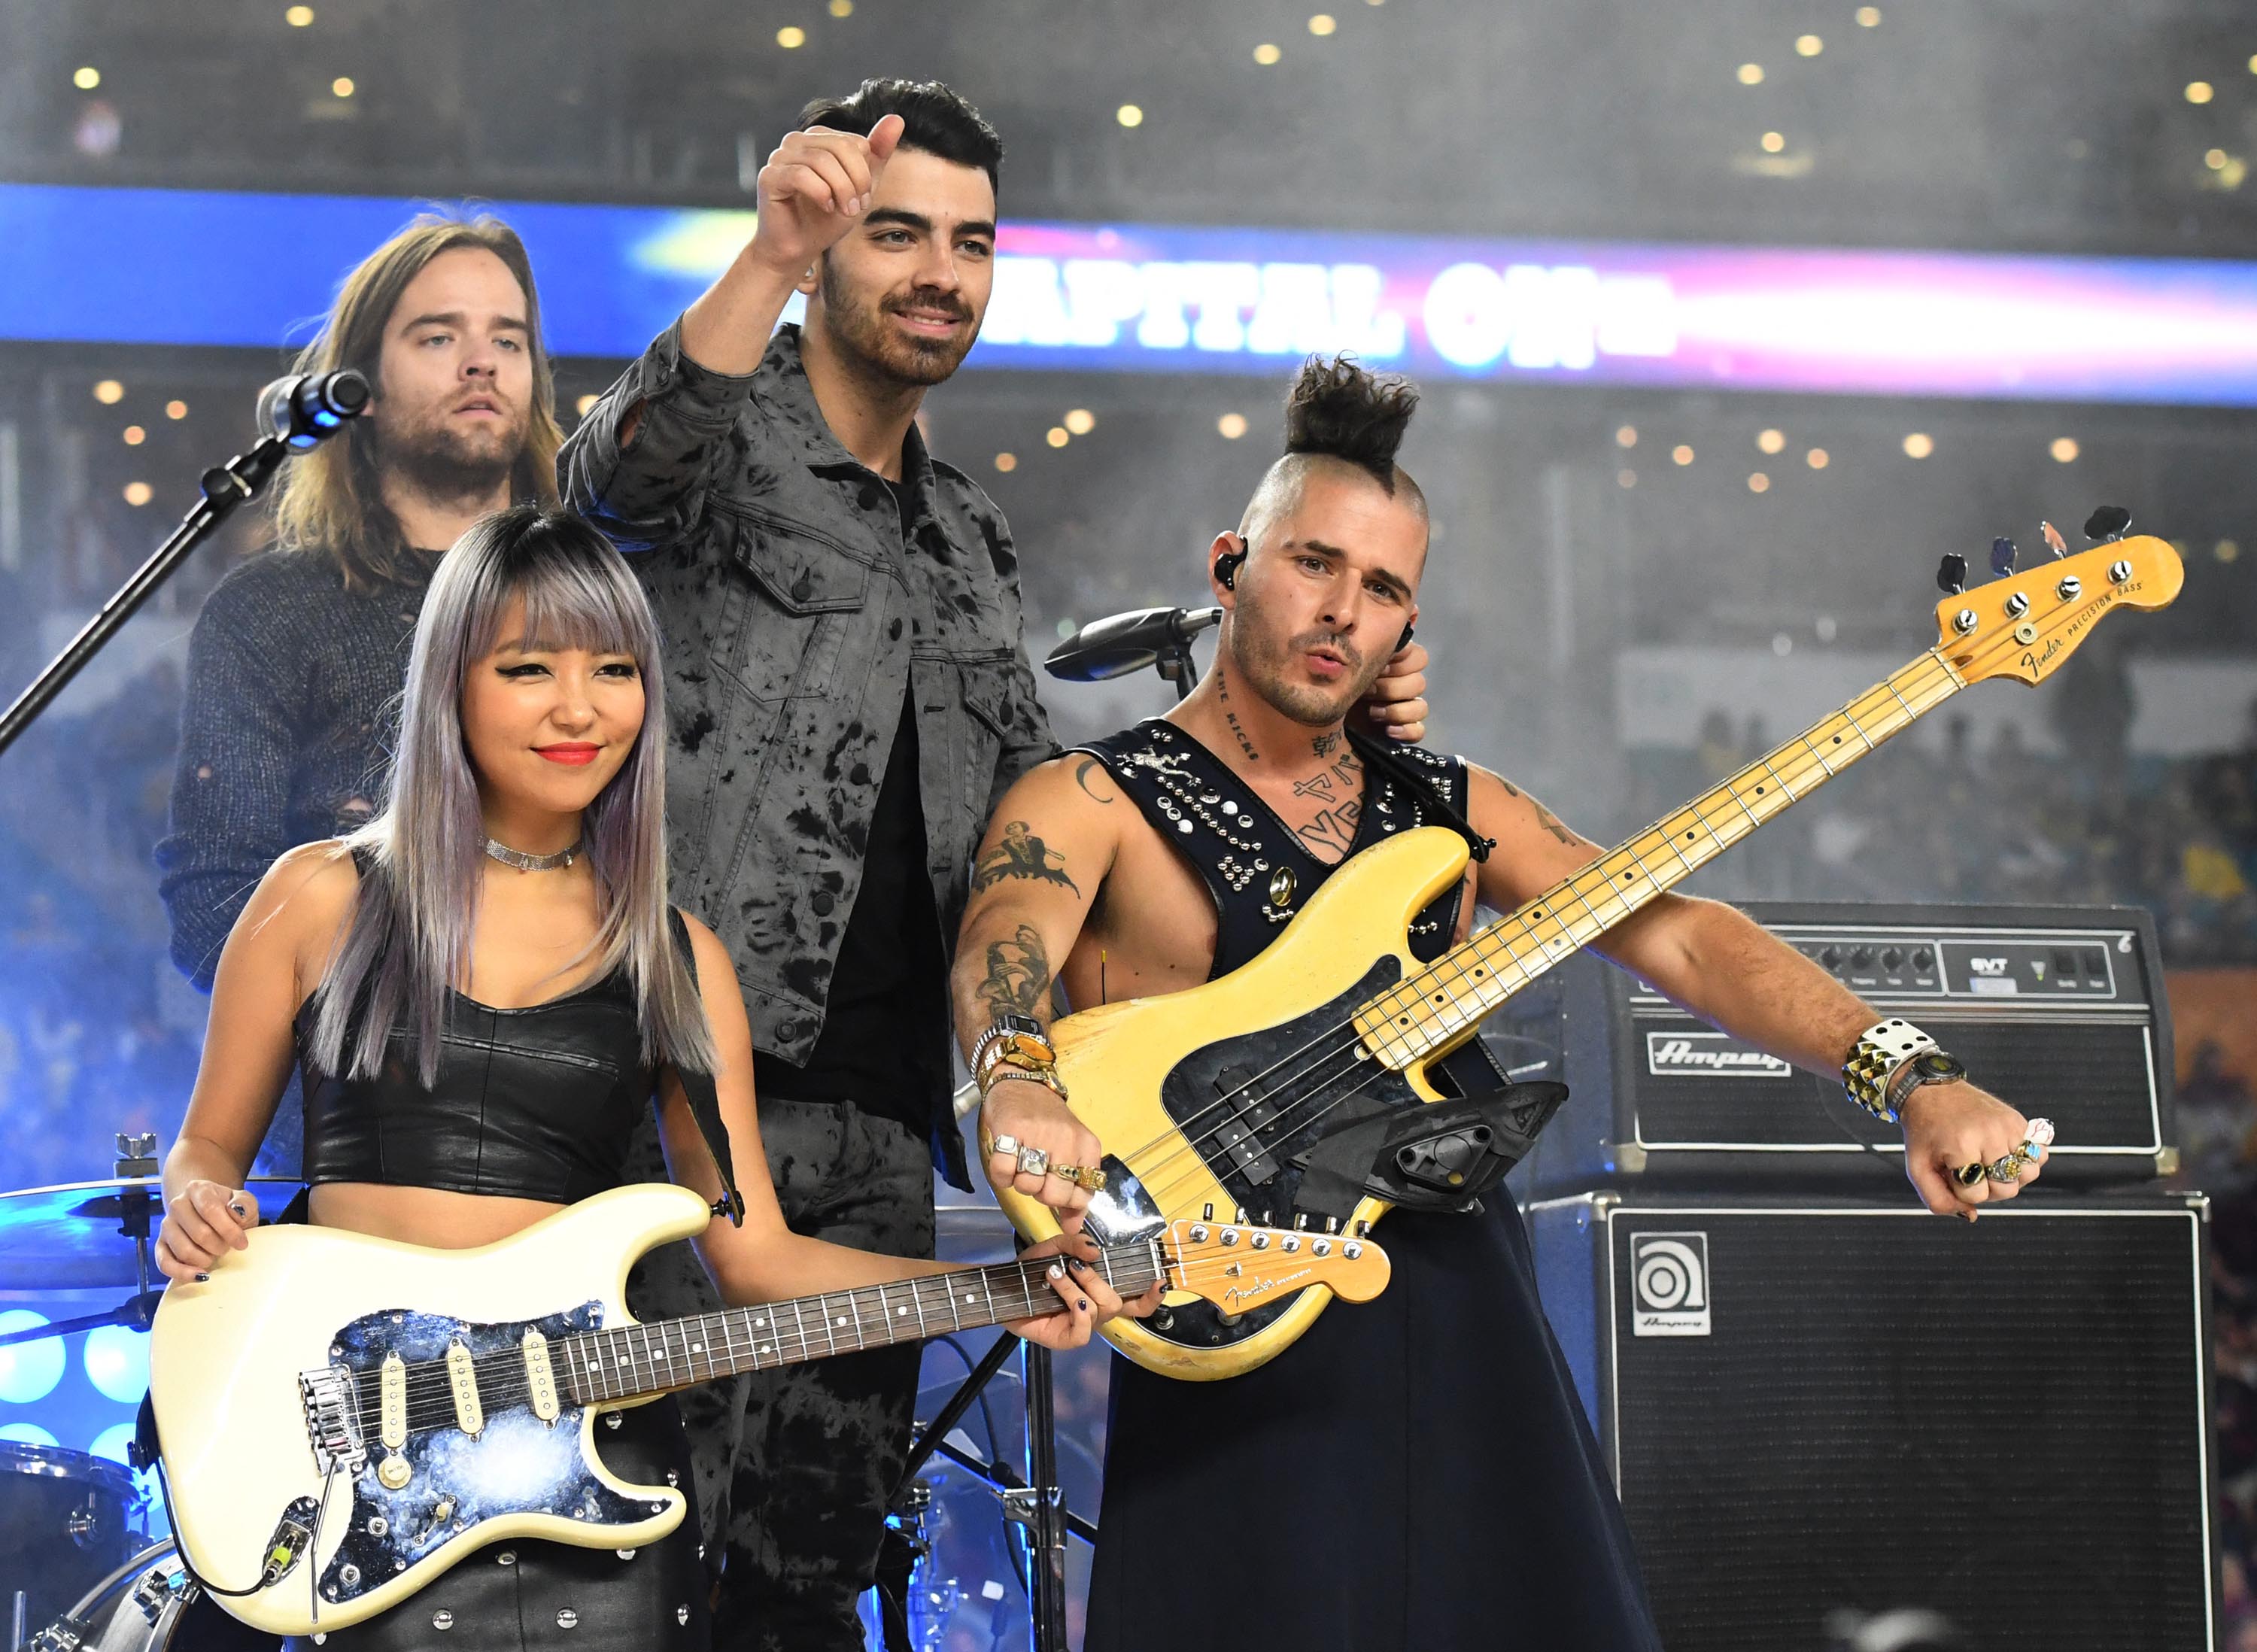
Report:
272,214,563,591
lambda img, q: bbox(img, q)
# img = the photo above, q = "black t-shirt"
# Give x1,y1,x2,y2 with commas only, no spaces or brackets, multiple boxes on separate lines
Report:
751,492,949,1133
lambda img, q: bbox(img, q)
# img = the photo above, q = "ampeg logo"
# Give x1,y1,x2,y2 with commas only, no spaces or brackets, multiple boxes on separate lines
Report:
1645,1032,1794,1080
1630,1231,1711,1337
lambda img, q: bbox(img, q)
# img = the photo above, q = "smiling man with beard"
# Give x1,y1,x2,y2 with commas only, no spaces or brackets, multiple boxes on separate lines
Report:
159,216,560,998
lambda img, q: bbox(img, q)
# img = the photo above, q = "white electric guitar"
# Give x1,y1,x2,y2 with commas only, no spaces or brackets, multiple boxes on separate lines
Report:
146,1182,1387,1635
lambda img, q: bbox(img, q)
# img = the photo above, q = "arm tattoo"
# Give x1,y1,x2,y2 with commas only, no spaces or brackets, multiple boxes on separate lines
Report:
978,924,1053,1019
971,820,1080,894
1533,800,1583,847
1072,756,1116,803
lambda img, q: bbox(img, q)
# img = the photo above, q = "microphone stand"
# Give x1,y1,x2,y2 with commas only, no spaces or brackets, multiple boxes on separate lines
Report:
0,434,291,761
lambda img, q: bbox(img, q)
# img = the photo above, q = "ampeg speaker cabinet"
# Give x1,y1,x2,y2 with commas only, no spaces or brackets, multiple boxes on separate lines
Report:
1523,1191,2218,1652
1499,900,2174,1195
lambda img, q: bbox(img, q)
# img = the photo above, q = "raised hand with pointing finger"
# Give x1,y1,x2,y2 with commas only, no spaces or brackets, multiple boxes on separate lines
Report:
748,112,906,279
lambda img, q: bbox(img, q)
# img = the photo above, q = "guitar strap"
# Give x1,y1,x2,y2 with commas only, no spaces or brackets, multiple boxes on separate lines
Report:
667,908,746,1226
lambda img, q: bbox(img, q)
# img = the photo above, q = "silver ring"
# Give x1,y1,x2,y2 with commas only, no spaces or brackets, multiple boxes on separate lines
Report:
1015,1145,1050,1180
987,1133,1020,1160
1985,1152,2027,1184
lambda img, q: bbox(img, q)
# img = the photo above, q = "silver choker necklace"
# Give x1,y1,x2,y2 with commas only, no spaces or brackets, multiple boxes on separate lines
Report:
484,837,583,873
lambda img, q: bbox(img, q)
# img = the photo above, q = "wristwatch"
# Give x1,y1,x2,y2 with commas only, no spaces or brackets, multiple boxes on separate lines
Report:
1883,1047,1969,1120
973,1014,1068,1103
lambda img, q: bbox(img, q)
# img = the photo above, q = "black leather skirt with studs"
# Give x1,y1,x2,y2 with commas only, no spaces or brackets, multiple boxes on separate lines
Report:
281,1398,711,1652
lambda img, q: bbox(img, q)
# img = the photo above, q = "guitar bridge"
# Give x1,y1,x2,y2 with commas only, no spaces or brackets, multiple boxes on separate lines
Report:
1208,1064,1283,1184
299,1365,366,1477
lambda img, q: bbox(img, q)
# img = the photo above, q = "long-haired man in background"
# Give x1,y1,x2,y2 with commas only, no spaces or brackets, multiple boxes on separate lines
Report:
156,215,560,1004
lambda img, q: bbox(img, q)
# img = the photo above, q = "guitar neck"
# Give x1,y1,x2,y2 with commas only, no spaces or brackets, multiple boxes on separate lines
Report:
557,1241,1167,1408
1356,647,1968,1066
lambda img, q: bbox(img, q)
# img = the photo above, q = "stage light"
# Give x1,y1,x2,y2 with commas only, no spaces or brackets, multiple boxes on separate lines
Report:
1254,43,1282,65
576,393,598,418
1795,35,1822,56
1116,105,1144,127
2216,539,2240,563
1757,427,1785,454
0,1424,58,1448
0,1311,62,1403
93,379,124,404
995,452,1017,472
286,5,314,23
332,76,354,98
123,482,152,506
776,26,806,47
1617,469,1636,489
2249,53,2257,74
1046,427,1070,448
1748,472,1770,493
2186,81,2214,105
122,424,145,446
84,1326,149,1405
1901,432,1933,458
1064,408,1095,435
1815,614,1838,642
1056,618,1076,639
73,67,101,91
1737,64,1764,85
90,1423,138,1468
1856,6,1881,25
828,0,852,14
1217,412,1248,439
1760,131,1786,153
1806,447,1830,469
2208,149,2230,171
1615,424,1637,448
165,399,187,420
2050,436,2079,463
1772,633,1793,657
1672,444,1694,466
1308,14,1338,36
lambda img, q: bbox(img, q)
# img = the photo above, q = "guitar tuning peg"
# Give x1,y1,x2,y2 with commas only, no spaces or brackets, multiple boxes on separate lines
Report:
1232,1207,1249,1226
1934,554,1967,597
2083,504,2131,543
2040,521,2068,559
1989,536,2019,578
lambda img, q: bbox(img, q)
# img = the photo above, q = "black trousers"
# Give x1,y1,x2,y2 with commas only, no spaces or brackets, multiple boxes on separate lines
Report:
624,1097,937,1652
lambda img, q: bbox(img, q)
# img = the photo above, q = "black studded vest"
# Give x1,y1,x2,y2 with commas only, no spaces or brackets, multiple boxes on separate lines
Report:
1074,719,1470,980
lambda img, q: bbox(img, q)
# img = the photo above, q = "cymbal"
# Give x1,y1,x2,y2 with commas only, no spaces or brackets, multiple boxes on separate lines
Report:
0,1177,297,1291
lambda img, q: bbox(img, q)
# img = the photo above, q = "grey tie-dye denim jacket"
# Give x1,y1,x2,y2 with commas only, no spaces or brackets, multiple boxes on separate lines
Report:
560,321,1056,1081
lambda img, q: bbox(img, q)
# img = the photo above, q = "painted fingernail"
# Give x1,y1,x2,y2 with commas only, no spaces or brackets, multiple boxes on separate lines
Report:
1078,1300,1091,1312
1048,1261,1065,1278
229,1202,246,1217
194,1271,210,1282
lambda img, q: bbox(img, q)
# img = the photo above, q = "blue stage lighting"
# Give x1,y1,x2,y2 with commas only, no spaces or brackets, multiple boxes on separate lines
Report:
84,1325,150,1405
0,1310,63,1403
0,1422,59,1448
89,1421,138,1467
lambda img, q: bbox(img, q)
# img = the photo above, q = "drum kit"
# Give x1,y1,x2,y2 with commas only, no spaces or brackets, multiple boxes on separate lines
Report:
0,1138,289,1652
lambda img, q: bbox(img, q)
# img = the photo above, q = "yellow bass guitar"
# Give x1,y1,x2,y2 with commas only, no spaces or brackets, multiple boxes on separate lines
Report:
995,531,2183,1380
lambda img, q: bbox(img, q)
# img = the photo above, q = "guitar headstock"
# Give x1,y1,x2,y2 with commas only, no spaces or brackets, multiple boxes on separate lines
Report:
1161,1216,1391,1308
1933,527,2181,687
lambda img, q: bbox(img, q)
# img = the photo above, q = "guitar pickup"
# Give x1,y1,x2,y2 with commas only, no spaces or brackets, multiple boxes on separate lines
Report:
1207,1064,1282,1184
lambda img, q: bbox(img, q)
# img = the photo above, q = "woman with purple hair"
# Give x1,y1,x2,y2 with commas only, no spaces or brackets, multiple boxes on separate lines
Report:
149,505,1122,1650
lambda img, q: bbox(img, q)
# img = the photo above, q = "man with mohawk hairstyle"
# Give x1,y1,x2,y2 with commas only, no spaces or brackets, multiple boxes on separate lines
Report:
953,354,2039,1647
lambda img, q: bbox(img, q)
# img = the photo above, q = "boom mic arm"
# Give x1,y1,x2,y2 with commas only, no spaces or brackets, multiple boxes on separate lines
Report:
1044,605,1221,699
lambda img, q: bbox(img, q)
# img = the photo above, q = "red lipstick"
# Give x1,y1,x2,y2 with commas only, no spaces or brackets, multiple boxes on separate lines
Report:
535,743,600,766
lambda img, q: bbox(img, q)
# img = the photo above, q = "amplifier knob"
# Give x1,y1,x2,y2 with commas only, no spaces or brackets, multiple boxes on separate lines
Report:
1910,946,1935,970
1850,946,1874,968
1821,946,1844,970
1879,947,1903,970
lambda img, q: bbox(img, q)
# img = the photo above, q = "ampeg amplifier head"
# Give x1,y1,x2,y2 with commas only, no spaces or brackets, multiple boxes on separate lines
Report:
1496,901,2173,1195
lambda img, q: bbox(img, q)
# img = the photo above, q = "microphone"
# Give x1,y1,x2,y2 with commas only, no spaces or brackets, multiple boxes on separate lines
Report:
257,369,372,451
1045,605,1222,682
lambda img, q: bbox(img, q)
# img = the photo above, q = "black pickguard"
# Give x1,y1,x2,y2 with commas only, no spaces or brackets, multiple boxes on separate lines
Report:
311,1302,677,1611
1132,959,1425,1353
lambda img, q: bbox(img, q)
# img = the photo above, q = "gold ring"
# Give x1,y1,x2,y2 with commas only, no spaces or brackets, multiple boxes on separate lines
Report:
1953,1161,1987,1189
1058,1165,1107,1192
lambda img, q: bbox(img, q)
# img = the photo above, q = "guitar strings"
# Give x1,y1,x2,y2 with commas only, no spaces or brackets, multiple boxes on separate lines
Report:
1114,654,1967,1211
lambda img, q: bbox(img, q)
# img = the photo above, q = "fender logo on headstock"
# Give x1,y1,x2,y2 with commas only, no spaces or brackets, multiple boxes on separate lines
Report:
1223,1264,1317,1308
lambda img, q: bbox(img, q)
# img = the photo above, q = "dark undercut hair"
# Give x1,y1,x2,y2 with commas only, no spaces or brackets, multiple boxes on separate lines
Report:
1283,354,1420,493
798,77,1004,193
1241,354,1428,548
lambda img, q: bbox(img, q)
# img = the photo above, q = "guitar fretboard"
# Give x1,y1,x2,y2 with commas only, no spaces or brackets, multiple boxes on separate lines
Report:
1353,648,1967,1067
555,1241,1167,1407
